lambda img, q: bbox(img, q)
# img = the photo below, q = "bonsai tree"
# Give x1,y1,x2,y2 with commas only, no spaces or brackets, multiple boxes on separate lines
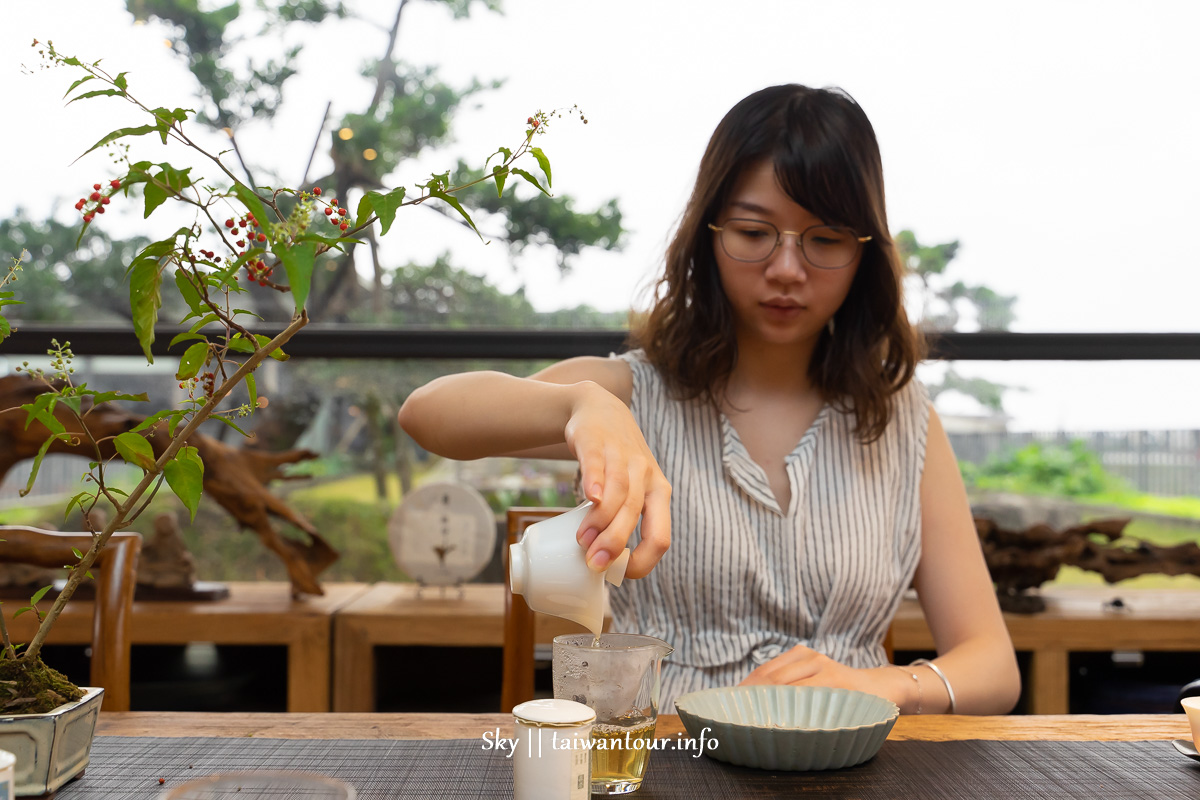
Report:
0,39,570,713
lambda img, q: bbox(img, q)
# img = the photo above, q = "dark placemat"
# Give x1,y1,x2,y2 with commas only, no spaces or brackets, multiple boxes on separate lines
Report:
56,737,1200,799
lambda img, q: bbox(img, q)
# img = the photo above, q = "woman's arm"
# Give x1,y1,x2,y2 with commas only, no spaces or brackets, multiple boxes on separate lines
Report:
905,406,1021,714
397,357,671,578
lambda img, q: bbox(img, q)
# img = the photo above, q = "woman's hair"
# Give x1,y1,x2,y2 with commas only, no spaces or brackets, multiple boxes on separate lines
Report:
633,84,924,443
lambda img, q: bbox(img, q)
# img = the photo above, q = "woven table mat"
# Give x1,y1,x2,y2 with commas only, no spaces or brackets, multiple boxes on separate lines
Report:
56,737,1200,799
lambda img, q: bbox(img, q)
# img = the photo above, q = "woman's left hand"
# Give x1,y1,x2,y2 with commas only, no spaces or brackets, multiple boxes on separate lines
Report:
739,645,911,709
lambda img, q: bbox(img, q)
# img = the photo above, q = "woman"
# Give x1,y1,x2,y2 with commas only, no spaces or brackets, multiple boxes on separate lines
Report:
399,84,1020,714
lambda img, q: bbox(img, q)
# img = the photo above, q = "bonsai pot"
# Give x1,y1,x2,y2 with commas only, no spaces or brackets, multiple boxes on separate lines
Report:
0,687,103,796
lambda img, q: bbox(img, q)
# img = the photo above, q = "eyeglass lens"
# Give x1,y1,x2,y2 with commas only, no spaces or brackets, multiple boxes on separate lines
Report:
718,219,860,268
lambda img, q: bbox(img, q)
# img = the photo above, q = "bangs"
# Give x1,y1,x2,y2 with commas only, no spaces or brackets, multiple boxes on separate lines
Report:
770,91,878,236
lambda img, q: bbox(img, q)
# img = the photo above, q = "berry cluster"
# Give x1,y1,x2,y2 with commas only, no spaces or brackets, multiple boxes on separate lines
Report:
178,370,217,399
318,189,350,232
75,179,121,223
226,212,275,286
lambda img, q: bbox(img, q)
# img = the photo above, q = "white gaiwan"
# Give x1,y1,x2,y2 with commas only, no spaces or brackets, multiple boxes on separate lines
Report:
508,502,629,635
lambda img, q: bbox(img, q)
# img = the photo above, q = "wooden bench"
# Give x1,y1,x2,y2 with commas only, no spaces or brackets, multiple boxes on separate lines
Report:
6,581,368,712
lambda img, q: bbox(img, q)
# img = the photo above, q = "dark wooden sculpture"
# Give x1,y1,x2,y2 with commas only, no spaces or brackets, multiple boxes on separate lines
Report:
0,375,334,597
976,515,1200,612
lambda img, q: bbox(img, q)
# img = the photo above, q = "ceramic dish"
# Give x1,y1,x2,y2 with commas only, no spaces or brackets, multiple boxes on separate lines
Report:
674,685,899,771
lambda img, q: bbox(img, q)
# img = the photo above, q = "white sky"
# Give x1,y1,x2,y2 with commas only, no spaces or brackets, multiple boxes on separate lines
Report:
3,0,1199,431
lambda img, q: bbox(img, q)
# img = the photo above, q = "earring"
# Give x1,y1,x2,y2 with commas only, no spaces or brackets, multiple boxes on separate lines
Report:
826,317,835,336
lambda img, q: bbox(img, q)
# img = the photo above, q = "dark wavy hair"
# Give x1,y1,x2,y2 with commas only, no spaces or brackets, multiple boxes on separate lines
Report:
632,84,924,443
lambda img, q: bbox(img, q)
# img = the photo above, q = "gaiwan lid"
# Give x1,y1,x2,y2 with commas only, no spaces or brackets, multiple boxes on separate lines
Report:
512,698,596,727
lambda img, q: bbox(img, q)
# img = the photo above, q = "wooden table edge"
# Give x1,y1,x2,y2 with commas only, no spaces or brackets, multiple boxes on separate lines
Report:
96,712,1193,742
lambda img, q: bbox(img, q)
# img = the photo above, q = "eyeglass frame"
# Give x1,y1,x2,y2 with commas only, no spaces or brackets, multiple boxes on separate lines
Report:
707,218,872,270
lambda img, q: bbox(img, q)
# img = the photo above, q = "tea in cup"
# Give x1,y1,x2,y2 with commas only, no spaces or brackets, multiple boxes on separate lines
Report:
553,633,673,795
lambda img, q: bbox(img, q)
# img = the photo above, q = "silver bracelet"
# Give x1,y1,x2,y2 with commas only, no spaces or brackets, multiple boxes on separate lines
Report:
911,658,957,714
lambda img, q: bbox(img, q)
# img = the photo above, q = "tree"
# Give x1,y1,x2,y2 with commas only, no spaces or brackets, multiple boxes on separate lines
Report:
126,0,623,323
896,229,1019,415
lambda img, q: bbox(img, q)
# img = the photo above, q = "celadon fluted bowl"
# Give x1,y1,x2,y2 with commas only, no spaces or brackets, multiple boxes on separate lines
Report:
674,685,898,771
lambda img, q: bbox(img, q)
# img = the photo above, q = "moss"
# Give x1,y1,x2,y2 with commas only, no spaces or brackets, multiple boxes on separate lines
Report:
0,657,85,715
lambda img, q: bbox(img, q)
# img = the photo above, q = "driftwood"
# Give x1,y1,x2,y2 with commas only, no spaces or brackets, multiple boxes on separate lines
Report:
976,515,1200,613
0,374,334,596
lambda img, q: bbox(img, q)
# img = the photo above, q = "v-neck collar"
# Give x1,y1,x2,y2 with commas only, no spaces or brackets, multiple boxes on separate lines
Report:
719,403,831,516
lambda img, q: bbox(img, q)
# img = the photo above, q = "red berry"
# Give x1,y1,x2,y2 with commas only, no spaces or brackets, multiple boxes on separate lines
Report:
313,187,322,196
256,233,266,242
75,201,84,210
83,214,94,222
97,206,105,214
101,196,111,205
90,192,100,201
325,208,333,216
93,183,101,190
330,199,338,207
531,120,539,129
338,208,346,216
110,179,121,189
527,117,533,124
236,240,245,247
225,219,234,228
339,222,348,231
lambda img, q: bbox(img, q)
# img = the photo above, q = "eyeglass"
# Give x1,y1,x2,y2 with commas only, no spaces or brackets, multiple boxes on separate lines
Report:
708,218,871,269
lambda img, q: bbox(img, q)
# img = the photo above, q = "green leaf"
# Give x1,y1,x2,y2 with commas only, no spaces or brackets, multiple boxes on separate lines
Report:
76,123,158,159
63,74,95,99
114,431,157,471
492,166,507,198
176,341,209,381
22,400,66,437
512,168,550,196
65,88,125,107
13,607,30,619
30,586,52,605
20,432,72,497
86,390,149,404
529,147,552,188
144,182,168,218
359,187,406,235
58,395,83,417
227,334,288,361
164,446,204,522
428,189,483,240
246,373,257,410
212,415,252,437
275,242,316,311
130,258,164,363
175,269,205,315
64,491,93,520
170,331,206,348
131,409,178,434
71,548,84,560
114,72,129,93
233,183,271,234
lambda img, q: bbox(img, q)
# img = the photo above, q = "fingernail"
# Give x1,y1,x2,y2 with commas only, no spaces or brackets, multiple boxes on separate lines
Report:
589,483,602,501
578,527,599,548
588,550,611,572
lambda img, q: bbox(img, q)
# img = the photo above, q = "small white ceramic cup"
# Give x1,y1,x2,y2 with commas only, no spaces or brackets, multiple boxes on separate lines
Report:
1182,696,1200,746
0,748,15,799
509,502,629,635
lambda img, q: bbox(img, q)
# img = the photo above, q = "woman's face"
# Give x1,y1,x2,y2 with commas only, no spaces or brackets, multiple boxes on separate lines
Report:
712,160,862,352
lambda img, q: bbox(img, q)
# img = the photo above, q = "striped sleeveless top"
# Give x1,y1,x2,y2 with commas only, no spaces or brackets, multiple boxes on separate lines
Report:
610,350,931,712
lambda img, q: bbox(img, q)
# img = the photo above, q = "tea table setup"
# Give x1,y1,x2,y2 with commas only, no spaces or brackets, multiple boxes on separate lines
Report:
40,711,1196,799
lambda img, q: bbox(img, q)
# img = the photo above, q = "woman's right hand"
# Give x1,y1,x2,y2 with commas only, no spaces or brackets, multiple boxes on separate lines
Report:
565,381,671,579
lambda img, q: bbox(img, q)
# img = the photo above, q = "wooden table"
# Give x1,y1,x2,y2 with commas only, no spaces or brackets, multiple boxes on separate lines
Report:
333,582,609,711
97,711,1192,742
892,586,1200,715
7,581,369,712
